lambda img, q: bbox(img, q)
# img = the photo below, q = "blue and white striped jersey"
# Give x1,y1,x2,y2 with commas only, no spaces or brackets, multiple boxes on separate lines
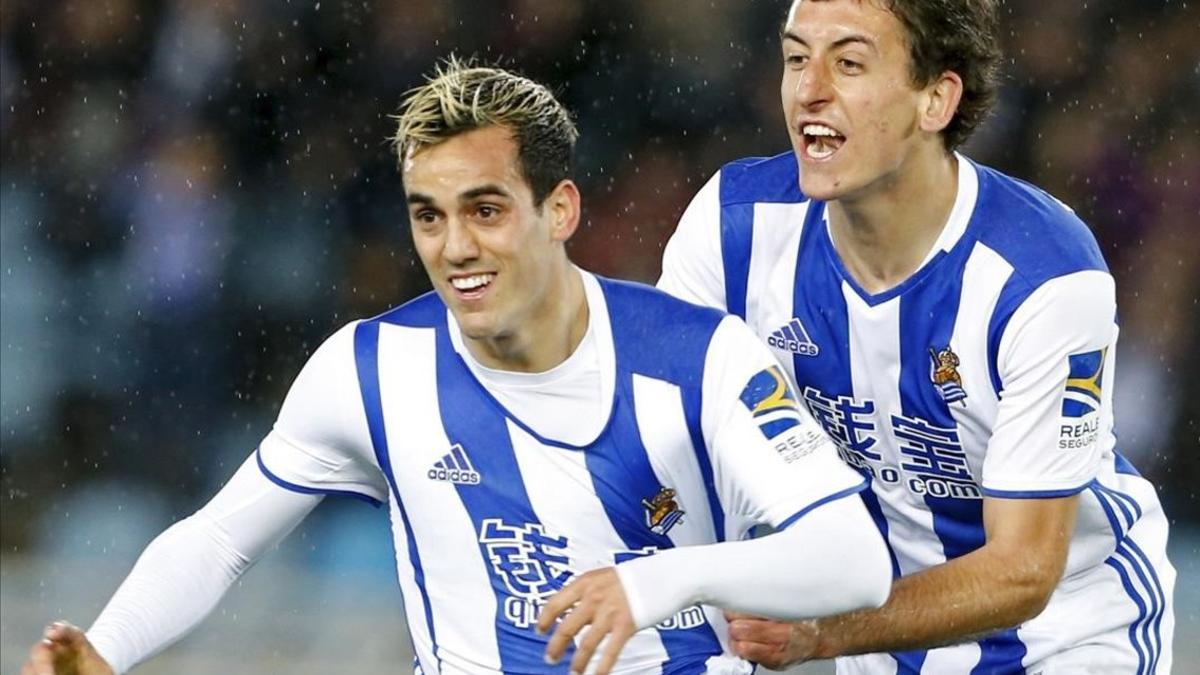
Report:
257,272,867,674
659,153,1176,674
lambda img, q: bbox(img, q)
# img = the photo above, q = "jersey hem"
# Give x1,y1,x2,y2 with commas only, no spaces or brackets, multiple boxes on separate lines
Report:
980,482,1090,499
775,478,870,531
255,448,384,507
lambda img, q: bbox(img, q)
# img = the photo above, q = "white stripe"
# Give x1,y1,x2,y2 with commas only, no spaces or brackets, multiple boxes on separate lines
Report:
631,374,718,546
844,287,946,573
835,652,898,674
507,421,669,671
919,643,981,673
630,374,736,660
378,323,502,672
947,243,1013,481
746,202,808,336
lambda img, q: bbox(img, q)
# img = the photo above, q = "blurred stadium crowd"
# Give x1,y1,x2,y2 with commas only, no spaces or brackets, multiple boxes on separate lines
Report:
1,0,1197,644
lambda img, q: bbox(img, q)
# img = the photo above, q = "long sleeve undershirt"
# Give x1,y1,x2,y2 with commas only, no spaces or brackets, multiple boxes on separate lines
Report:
85,456,887,673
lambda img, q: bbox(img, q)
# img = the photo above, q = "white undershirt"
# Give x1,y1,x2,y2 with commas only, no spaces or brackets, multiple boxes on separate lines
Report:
448,270,612,446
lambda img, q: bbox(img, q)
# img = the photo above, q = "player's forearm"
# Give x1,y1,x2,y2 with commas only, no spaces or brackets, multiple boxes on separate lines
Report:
87,456,322,673
86,513,250,674
616,496,890,629
812,543,1057,658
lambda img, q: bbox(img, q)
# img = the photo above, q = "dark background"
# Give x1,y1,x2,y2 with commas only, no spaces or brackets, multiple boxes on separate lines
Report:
1,0,1196,670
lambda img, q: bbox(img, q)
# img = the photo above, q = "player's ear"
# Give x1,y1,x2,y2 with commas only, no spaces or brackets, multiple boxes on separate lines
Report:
544,179,581,243
918,70,963,136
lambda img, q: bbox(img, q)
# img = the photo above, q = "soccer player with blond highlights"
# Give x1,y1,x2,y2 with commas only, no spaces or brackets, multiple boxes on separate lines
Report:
23,59,892,675
658,1,1176,672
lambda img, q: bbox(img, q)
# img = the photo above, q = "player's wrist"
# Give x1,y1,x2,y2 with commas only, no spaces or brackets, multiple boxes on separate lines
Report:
809,617,841,660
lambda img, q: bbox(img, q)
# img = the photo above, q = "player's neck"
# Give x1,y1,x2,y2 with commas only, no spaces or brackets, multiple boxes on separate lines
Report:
827,148,958,295
464,263,589,373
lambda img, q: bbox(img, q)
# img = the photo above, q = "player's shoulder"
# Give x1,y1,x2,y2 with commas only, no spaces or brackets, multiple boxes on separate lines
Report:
716,151,808,206
597,276,733,379
367,290,445,328
969,160,1108,285
314,291,444,362
599,275,726,330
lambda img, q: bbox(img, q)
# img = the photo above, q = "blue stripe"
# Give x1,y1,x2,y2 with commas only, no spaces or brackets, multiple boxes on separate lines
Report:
600,277,727,542
719,202,753,320
1117,544,1158,674
985,273,1029,396
895,240,984,562
1098,479,1164,672
980,484,1089,499
775,479,869,531
432,324,573,673
1094,483,1135,532
1104,553,1149,674
892,230,1032,673
682,375,725,543
970,629,1027,674
1115,452,1143,477
353,320,441,671
591,373,723,664
1125,538,1167,673
790,201,855,412
893,650,927,673
859,486,902,579
1093,485,1166,673
254,448,383,507
1091,483,1129,539
1106,484,1144,521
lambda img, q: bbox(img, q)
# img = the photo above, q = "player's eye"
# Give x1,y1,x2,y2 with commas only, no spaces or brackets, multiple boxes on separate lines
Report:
412,209,441,226
837,58,863,74
784,53,808,68
476,204,501,220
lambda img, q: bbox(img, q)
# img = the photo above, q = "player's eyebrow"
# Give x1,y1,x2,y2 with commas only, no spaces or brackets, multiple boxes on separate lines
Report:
406,192,436,206
460,184,512,202
782,31,879,54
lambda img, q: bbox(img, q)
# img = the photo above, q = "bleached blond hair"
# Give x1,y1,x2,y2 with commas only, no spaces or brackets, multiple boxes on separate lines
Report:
392,57,578,205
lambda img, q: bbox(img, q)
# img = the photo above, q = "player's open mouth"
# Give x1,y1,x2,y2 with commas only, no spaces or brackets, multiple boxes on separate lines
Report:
802,123,845,161
449,273,495,300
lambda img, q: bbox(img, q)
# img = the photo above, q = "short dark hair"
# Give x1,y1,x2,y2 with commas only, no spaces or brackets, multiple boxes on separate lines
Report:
392,56,578,206
884,0,1001,149
795,0,1002,150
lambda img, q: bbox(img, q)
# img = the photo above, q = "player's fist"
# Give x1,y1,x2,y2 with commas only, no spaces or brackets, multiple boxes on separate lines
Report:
725,611,819,670
21,621,114,675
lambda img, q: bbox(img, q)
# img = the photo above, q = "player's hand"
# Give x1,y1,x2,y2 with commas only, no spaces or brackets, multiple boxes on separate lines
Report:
725,611,819,670
537,567,637,675
21,621,114,675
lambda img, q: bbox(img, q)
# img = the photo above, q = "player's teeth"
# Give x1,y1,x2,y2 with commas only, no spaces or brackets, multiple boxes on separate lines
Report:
803,124,840,137
451,274,494,290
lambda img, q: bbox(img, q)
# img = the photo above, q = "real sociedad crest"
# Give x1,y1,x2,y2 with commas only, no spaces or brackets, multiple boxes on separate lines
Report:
642,487,684,536
929,346,967,405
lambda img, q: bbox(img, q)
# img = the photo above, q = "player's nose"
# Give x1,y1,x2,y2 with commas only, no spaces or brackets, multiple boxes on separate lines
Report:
443,218,480,264
791,60,833,109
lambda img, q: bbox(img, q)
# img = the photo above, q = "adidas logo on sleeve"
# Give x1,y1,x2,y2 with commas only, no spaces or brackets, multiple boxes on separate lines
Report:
768,318,820,357
428,444,482,485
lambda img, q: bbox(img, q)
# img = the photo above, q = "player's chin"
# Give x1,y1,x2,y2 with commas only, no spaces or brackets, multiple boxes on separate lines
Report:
797,172,849,202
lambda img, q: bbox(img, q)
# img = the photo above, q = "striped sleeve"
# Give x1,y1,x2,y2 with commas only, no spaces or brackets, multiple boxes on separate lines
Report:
701,317,867,530
982,271,1116,497
256,321,388,505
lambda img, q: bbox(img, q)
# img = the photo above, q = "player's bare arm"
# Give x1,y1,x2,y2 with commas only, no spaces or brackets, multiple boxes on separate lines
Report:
728,494,1078,667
